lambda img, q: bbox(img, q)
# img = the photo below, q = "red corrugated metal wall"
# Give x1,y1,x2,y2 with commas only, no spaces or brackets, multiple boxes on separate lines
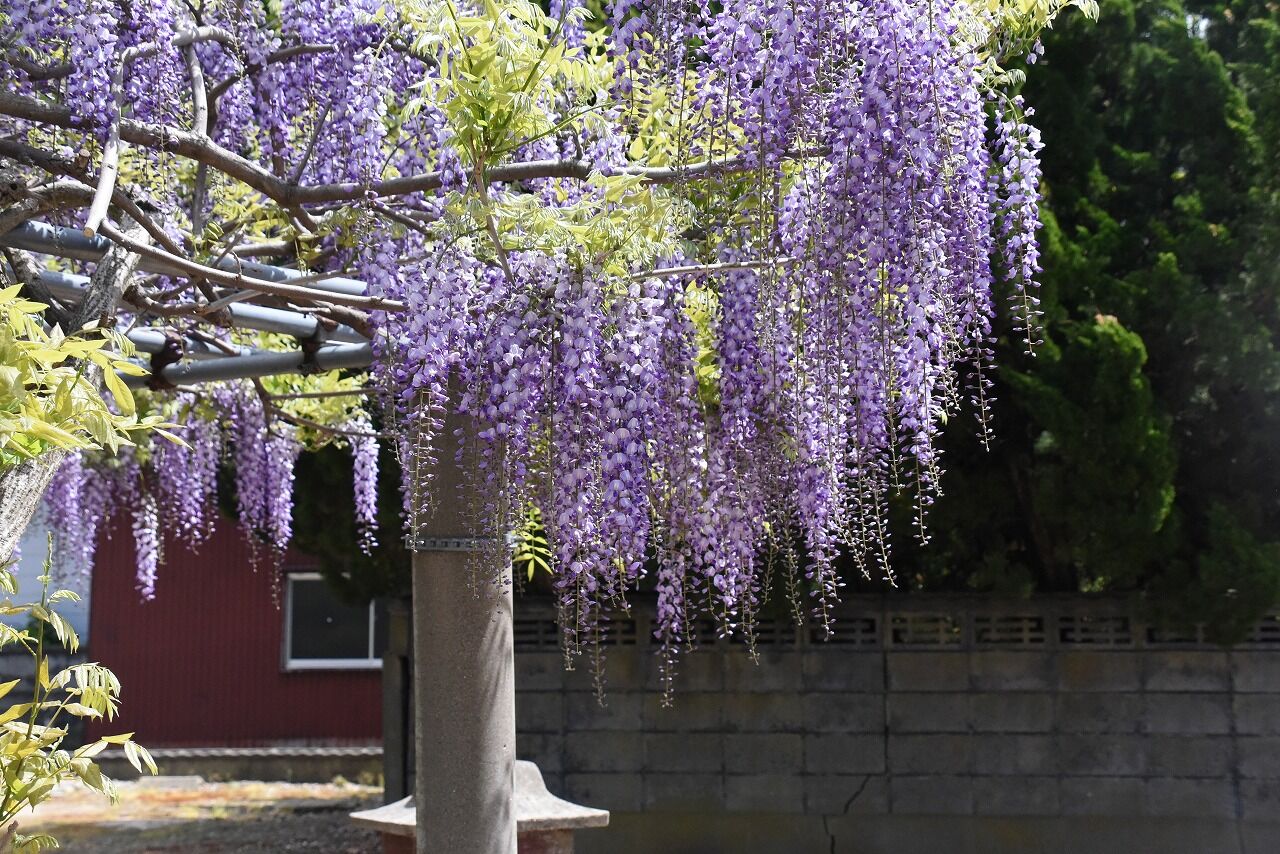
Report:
86,517,381,747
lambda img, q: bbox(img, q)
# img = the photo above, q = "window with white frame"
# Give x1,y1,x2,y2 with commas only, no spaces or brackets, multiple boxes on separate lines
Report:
284,573,386,670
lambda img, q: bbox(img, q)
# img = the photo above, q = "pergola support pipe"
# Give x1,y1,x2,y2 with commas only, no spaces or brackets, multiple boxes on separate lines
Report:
2,220,369,297
122,342,372,387
127,328,258,360
31,267,366,343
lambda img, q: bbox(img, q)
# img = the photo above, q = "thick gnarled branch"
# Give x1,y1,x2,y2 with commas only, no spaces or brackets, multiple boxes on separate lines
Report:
3,247,74,329
0,90,822,212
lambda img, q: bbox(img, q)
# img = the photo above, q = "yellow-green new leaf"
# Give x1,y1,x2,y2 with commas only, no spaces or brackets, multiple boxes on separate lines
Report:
101,368,136,417
0,704,32,727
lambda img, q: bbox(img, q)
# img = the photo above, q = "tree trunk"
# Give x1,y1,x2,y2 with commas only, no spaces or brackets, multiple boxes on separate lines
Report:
0,452,67,565
412,401,517,854
0,218,149,565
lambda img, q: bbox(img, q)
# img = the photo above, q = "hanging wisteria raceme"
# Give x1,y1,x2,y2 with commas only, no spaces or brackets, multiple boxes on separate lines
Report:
2,0,1087,673
42,453,90,583
995,95,1047,353
42,453,127,586
216,385,303,561
49,451,156,597
35,381,308,591
350,420,380,555
152,399,221,549
132,489,160,600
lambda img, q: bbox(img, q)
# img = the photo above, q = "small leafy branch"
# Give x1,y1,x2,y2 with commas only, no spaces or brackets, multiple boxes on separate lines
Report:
0,539,155,852
0,285,176,469
511,505,553,583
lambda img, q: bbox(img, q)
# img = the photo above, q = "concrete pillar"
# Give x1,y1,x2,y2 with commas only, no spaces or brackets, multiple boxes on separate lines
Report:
412,402,518,854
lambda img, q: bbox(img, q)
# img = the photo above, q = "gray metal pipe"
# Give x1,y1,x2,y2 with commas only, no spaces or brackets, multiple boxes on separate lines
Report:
122,342,372,387
32,268,365,343
19,265,373,386
126,328,255,359
3,268,254,360
226,302,366,344
2,220,369,297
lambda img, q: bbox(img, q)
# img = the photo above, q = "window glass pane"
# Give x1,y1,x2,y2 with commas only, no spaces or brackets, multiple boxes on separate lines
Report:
290,578,371,660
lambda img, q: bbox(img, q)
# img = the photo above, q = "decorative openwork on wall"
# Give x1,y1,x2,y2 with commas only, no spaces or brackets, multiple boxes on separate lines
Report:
511,598,1280,652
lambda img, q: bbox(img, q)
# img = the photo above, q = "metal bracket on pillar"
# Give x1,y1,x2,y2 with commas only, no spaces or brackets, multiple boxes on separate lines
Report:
405,535,498,552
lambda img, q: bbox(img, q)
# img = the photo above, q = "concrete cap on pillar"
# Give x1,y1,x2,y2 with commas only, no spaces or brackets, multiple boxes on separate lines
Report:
513,760,610,833
350,760,610,838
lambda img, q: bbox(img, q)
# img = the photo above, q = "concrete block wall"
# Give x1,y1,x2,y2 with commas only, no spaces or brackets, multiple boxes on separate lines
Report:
513,596,1280,853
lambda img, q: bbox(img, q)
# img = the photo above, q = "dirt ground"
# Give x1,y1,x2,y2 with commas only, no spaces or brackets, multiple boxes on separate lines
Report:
22,778,385,853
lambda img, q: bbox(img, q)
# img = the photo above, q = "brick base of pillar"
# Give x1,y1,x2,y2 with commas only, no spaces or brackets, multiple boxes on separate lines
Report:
380,828,574,854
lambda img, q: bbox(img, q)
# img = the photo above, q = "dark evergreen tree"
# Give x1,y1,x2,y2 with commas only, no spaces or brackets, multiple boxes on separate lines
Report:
896,0,1280,640
291,444,410,605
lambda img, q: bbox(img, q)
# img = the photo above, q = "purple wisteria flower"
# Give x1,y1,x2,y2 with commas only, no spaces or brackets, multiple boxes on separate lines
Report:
11,0,1053,679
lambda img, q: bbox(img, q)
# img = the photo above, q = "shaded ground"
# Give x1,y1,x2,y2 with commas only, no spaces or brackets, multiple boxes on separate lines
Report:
23,778,383,853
